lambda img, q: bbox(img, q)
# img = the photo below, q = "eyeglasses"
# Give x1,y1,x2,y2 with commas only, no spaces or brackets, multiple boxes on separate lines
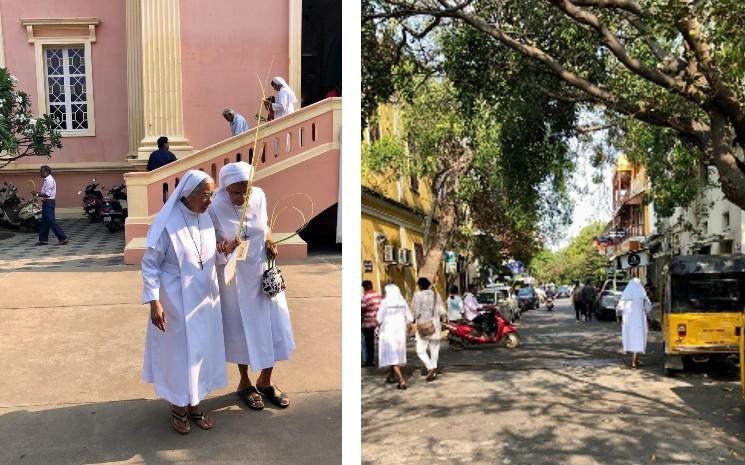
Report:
196,191,216,201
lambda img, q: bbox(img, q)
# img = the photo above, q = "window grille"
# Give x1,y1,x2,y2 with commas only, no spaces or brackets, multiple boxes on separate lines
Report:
45,46,88,131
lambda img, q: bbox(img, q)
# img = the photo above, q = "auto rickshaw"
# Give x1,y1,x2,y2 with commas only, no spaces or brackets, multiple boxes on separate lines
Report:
660,255,745,375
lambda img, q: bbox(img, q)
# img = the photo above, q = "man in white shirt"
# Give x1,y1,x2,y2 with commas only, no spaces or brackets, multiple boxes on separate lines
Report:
463,285,488,335
222,108,250,136
34,165,69,245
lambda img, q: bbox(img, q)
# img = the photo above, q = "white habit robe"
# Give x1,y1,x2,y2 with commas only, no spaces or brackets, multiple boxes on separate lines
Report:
271,76,297,119
616,278,652,354
209,184,296,370
377,284,413,368
142,186,227,407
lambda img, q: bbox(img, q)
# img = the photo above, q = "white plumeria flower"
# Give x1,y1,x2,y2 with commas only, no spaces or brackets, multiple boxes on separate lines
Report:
0,99,5,108
28,118,36,126
14,96,22,104
10,75,18,83
16,114,25,123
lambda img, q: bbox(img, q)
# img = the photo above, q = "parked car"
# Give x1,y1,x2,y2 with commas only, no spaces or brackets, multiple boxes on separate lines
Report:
595,280,629,320
517,286,540,311
478,286,520,323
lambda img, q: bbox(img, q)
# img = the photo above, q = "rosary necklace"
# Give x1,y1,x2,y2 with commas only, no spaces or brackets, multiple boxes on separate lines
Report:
179,207,204,270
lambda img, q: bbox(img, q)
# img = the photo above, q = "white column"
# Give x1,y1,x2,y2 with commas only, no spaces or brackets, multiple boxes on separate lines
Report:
126,0,143,158
137,0,192,159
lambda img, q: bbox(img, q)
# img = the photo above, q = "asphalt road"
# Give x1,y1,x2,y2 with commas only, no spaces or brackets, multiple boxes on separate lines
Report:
362,298,745,465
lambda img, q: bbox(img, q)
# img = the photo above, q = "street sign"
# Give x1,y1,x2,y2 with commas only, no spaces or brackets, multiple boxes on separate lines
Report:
627,253,641,267
363,260,373,272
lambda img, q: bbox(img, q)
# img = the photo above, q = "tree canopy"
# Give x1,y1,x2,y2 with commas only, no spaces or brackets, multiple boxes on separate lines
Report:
363,0,745,214
530,222,609,284
0,68,62,168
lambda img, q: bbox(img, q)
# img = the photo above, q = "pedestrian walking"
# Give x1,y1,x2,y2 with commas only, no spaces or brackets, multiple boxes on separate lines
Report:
208,162,296,410
146,136,177,171
616,278,652,368
582,278,596,321
447,285,464,322
222,108,250,136
572,280,583,322
33,166,69,246
362,280,382,367
141,170,227,434
265,76,297,120
377,283,412,390
411,277,445,382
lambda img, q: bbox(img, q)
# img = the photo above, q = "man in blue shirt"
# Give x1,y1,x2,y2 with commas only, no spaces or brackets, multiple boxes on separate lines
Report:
222,108,250,136
146,136,177,171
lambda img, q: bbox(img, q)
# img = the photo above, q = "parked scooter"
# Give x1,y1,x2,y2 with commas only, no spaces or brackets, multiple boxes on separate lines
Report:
446,307,521,350
101,182,127,232
0,182,41,231
77,178,103,222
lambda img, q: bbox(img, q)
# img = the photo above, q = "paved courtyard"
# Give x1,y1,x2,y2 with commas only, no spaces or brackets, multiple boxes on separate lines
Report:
0,251,342,464
0,218,125,271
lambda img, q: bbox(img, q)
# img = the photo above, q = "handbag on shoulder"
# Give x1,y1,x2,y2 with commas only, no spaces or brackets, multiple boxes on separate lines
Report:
415,290,437,338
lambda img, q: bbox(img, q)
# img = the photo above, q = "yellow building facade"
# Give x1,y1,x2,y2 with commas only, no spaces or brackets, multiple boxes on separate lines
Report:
361,104,445,299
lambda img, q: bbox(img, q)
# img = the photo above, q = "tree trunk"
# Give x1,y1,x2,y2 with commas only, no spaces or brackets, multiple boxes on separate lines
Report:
417,142,474,281
710,110,745,209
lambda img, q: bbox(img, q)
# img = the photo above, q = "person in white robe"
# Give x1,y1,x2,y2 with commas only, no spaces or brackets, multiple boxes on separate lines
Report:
615,278,652,368
141,169,227,434
267,76,297,119
376,283,413,389
411,277,445,382
208,162,296,409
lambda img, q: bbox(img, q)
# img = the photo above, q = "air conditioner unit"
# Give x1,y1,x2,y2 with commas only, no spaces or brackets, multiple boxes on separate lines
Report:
383,245,398,264
399,248,412,266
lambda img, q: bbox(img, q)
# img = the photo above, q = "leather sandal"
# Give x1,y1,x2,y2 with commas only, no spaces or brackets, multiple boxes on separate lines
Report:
237,387,265,410
189,411,214,430
170,408,190,435
256,385,290,408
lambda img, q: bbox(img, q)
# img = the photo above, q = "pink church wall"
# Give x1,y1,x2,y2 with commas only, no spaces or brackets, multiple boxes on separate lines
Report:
1,0,129,165
179,0,290,151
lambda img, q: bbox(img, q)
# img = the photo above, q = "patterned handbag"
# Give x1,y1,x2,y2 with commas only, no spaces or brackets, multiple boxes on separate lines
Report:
262,253,286,297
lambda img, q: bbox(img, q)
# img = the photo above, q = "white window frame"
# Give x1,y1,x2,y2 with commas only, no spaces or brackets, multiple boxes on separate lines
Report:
24,19,98,137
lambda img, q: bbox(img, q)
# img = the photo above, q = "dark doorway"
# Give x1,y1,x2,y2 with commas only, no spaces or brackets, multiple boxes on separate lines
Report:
299,203,340,255
301,0,342,106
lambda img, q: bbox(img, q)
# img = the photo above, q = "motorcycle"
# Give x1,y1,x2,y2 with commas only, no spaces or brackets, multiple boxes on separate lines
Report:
101,182,127,232
77,178,103,222
546,296,555,311
0,182,41,231
446,306,521,350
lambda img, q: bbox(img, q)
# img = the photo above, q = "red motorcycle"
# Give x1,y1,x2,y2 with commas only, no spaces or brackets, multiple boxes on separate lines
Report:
446,307,521,350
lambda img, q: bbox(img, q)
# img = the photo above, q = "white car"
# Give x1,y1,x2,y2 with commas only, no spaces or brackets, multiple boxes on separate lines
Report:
477,286,520,323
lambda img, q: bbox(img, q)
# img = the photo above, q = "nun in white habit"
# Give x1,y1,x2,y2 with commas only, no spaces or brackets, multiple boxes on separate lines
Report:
268,76,297,119
208,162,296,409
142,169,227,434
615,278,652,368
377,283,413,389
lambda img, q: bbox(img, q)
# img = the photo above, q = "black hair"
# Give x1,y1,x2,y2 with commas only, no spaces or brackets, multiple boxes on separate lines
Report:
362,280,373,291
40,165,51,173
449,285,459,294
157,136,169,149
417,277,431,290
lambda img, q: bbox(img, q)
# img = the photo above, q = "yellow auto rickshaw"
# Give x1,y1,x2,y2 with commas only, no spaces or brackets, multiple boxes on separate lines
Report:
661,255,745,375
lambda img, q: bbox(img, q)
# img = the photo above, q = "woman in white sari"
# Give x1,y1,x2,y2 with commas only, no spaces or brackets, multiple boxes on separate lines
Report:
616,278,652,368
142,170,227,434
209,162,296,409
377,283,413,389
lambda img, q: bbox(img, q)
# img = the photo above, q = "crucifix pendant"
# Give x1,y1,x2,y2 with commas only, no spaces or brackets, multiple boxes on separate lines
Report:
198,259,204,270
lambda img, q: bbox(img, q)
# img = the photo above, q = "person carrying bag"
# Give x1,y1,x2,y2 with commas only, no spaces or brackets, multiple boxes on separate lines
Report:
411,277,444,382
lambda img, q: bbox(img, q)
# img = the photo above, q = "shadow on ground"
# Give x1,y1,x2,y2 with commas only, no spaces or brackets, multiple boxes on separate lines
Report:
1,391,340,465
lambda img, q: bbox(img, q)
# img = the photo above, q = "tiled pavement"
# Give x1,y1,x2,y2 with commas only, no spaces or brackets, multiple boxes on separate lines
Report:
0,218,125,271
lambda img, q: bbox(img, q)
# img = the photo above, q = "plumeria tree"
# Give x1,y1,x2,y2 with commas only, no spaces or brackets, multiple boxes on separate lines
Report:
0,67,62,168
